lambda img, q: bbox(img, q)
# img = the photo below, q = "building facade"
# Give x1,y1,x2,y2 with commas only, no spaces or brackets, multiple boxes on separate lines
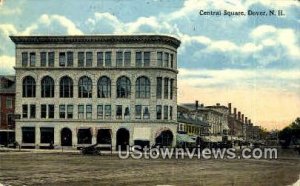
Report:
10,35,181,149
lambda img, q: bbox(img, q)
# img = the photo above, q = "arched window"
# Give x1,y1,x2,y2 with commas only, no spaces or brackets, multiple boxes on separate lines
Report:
97,76,111,98
22,76,36,97
60,76,73,98
116,76,131,98
78,76,92,98
41,76,54,97
136,76,150,98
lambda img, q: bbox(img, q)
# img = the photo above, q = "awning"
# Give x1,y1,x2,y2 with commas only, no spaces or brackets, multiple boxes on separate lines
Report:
201,136,223,142
133,127,151,141
176,134,196,143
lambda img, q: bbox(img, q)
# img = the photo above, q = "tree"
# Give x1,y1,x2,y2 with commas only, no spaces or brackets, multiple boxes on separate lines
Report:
279,117,300,148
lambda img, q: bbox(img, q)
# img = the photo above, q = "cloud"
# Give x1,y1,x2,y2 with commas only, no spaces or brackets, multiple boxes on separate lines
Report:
0,55,15,74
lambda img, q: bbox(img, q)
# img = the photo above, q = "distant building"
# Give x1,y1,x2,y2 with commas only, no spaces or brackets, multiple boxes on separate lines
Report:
0,75,16,146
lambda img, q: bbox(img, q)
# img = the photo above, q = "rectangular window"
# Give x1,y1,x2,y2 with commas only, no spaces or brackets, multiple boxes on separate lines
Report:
67,52,73,67
22,52,28,67
135,52,142,67
97,105,103,119
67,105,73,119
157,77,162,99
41,104,47,118
59,105,65,119
135,105,141,119
30,104,36,118
143,106,150,119
30,52,36,67
170,54,174,68
144,52,150,67
157,52,162,67
48,52,55,67
116,105,122,119
59,52,66,67
86,105,92,119
7,114,14,128
164,53,169,67
97,52,104,67
6,97,12,109
40,52,47,67
105,105,111,119
170,79,174,99
22,105,28,118
124,52,131,67
86,52,93,67
124,106,130,119
78,52,84,67
116,51,123,67
164,105,168,120
105,52,111,67
156,105,162,120
169,106,173,120
164,78,169,99
78,105,84,119
48,105,54,118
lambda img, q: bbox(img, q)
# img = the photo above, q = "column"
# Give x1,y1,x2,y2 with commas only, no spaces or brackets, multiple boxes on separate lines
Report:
35,126,40,149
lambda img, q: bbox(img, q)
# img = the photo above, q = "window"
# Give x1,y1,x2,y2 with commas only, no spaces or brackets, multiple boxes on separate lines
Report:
78,105,84,119
135,105,141,119
169,106,173,120
59,52,66,67
40,127,54,144
22,127,35,143
156,105,162,120
30,104,36,118
105,105,111,119
59,105,66,119
86,105,92,119
97,76,111,98
105,52,111,67
124,52,131,67
22,52,28,67
22,76,36,97
157,52,162,67
135,52,142,67
41,76,54,97
22,105,28,118
164,78,169,99
97,105,103,119
6,97,12,109
144,52,150,67
124,106,130,119
156,77,162,99
116,76,131,98
170,54,174,68
67,105,73,119
7,114,14,128
86,52,93,67
48,52,55,67
164,53,169,67
97,52,104,67
143,106,150,119
164,105,168,120
60,76,73,98
40,52,47,67
116,105,122,119
48,105,54,118
116,51,123,67
41,104,47,118
67,52,73,67
136,76,150,98
30,52,35,67
78,76,92,98
170,79,174,99
78,52,84,67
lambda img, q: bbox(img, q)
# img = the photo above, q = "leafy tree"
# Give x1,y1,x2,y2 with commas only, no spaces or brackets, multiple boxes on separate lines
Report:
279,117,300,148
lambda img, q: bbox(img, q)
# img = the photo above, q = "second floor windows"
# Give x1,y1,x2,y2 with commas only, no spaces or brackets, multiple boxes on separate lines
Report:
78,76,92,98
136,76,150,98
22,104,36,119
41,76,54,98
97,76,111,98
60,76,73,98
117,76,131,98
23,76,36,97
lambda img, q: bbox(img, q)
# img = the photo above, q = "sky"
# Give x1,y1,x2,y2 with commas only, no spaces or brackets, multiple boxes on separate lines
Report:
0,0,299,130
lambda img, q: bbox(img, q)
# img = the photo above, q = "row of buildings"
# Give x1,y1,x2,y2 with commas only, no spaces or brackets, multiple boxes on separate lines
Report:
0,35,265,149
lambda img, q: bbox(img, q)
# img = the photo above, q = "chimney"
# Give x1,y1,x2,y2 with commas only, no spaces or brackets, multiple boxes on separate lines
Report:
245,117,248,124
216,103,220,106
233,108,237,118
200,104,204,108
249,119,251,125
238,111,241,121
242,114,244,123
195,100,199,110
228,103,232,114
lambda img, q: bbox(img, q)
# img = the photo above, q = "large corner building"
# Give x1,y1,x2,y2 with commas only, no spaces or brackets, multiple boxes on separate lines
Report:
10,35,180,149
